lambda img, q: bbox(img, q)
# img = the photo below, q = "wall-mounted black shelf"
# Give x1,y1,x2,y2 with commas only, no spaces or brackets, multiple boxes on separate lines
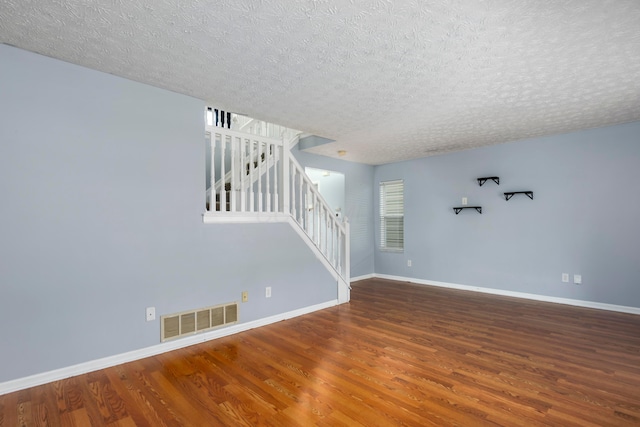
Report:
477,176,499,186
504,191,533,200
453,206,482,214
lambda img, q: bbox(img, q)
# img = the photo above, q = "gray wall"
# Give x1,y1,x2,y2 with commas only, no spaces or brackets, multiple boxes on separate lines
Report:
375,122,640,307
0,45,336,383
294,149,376,278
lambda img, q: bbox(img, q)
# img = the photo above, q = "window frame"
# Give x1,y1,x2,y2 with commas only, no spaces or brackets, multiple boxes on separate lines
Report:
379,179,404,252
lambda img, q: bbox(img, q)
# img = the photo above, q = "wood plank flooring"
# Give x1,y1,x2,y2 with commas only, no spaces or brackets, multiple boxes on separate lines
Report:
2,278,640,426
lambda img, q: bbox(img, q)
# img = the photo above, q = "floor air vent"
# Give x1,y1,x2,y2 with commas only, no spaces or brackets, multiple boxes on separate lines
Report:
161,302,238,342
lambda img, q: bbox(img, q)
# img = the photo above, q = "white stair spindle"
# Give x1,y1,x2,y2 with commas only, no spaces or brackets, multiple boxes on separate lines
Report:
230,135,237,212
220,134,226,211
257,141,263,212
273,147,277,211
323,206,328,254
265,143,271,212
313,194,318,244
249,140,255,212
240,136,247,212
209,134,216,211
290,162,296,220
299,172,304,226
329,217,334,265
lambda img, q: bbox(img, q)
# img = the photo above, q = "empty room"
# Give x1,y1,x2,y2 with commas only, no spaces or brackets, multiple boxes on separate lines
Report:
1,1,639,426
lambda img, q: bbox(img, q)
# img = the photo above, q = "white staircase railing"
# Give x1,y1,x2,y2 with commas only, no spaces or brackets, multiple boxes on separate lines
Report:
206,126,283,213
204,124,350,293
287,154,350,281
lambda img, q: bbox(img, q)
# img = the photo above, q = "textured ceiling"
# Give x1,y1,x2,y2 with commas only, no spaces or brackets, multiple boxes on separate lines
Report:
1,0,640,165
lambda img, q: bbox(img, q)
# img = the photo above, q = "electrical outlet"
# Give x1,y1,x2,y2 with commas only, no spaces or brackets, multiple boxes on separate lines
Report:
146,307,156,322
562,273,569,283
407,259,412,267
265,286,272,298
242,291,248,302
462,197,468,206
574,274,582,285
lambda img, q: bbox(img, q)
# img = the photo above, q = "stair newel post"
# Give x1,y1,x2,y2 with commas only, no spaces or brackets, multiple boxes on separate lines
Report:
323,208,328,260
287,158,294,219
257,141,263,212
309,192,315,241
302,182,307,231
209,132,216,212
338,226,343,277
330,216,336,266
304,185,309,236
327,209,332,262
318,197,323,246
335,221,340,268
240,136,247,212
310,185,314,235
318,204,323,250
299,171,305,227
312,192,317,243
273,143,279,213
296,164,301,221
327,215,332,265
326,209,330,257
248,140,255,212
230,134,237,212
337,222,343,270
313,197,319,245
343,218,351,302
265,143,271,212
219,134,227,212
299,179,305,229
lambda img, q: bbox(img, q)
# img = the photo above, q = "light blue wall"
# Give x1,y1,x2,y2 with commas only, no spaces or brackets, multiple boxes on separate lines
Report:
295,149,375,278
374,122,640,307
5,41,636,387
304,167,346,217
0,45,336,383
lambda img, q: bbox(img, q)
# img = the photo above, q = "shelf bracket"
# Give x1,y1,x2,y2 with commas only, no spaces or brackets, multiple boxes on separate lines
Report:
504,191,533,201
477,176,499,186
453,206,482,214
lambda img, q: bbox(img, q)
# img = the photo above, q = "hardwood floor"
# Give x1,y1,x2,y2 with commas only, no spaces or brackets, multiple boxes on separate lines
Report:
2,278,640,426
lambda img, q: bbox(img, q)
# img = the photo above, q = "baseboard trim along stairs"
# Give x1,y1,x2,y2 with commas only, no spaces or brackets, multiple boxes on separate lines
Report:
0,300,338,396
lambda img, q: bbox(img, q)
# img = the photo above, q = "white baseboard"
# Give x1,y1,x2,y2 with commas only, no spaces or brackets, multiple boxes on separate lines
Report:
0,299,338,396
5,274,637,396
373,274,640,315
350,273,375,282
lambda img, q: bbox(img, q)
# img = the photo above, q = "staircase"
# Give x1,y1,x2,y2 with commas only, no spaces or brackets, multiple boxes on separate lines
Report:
203,112,350,303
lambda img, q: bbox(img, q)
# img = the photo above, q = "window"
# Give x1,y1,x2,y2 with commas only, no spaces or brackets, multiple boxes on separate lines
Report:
380,180,404,251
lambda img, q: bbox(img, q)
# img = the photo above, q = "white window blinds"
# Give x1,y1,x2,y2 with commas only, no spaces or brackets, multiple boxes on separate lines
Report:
380,180,404,251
